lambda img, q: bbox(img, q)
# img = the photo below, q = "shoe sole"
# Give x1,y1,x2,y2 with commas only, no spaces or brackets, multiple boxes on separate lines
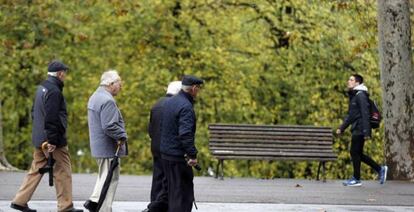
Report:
344,183,362,187
342,182,362,187
381,166,388,184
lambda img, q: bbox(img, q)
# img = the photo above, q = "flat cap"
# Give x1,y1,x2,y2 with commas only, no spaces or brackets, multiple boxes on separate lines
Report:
182,75,204,86
48,60,69,72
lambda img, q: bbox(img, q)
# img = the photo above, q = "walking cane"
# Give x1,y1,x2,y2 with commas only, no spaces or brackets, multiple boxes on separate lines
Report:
184,154,200,210
39,142,55,186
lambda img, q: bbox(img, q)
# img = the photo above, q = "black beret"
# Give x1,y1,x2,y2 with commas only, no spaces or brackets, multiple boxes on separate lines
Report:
48,60,69,72
182,75,204,86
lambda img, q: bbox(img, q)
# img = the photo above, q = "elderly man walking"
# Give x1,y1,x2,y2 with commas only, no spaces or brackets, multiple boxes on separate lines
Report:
143,81,182,212
84,70,128,212
160,75,204,212
10,60,83,212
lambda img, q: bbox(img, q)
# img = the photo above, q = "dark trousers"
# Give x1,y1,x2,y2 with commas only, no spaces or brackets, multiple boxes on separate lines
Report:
147,156,168,212
163,159,194,212
350,135,381,180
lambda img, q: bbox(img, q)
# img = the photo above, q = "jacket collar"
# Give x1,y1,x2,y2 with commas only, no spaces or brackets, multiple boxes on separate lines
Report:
179,90,194,105
348,83,368,97
353,83,368,92
47,76,64,91
97,86,115,99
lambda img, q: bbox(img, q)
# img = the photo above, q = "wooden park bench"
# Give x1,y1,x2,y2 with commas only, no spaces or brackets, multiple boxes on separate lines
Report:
208,123,337,181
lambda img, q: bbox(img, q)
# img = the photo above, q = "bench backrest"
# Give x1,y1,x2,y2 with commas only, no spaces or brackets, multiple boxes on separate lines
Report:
208,123,336,161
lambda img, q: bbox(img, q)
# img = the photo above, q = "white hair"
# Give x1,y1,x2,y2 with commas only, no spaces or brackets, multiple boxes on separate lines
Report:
166,81,182,95
47,72,58,77
100,70,120,86
182,85,192,92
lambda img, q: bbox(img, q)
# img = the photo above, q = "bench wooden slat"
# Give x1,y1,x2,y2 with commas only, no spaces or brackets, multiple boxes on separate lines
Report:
210,130,332,137
209,127,332,134
210,147,335,153
211,150,336,157
210,138,332,145
211,148,332,155
209,134,332,141
209,143,332,149
209,123,331,130
215,156,337,161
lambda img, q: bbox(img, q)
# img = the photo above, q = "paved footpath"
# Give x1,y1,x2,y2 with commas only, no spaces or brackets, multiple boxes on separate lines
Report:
1,171,414,211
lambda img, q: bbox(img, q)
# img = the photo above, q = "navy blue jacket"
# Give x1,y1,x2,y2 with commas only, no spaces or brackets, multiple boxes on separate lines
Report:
160,91,198,160
340,90,371,137
148,94,172,157
31,76,68,148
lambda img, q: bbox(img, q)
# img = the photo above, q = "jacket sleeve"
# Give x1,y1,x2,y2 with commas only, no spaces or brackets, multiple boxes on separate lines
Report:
100,100,128,142
340,98,359,132
339,115,352,132
44,90,62,145
178,107,198,159
356,92,371,137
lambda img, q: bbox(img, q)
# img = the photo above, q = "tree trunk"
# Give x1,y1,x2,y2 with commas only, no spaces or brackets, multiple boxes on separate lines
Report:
377,0,414,180
0,101,18,171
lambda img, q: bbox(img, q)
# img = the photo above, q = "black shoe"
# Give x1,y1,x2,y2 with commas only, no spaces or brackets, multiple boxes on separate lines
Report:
10,203,37,212
83,200,98,212
65,208,83,212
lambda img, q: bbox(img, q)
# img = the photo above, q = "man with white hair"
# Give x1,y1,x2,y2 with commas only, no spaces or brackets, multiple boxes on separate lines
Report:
143,81,182,212
11,60,83,212
84,70,128,212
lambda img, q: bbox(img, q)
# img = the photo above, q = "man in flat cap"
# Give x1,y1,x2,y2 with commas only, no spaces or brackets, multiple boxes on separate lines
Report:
159,75,203,212
11,60,83,212
143,81,182,212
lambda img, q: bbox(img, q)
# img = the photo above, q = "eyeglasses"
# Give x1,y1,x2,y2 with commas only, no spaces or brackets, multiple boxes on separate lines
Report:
111,80,122,86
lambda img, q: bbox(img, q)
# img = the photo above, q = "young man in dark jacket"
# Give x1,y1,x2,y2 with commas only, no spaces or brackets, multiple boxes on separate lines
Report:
160,75,203,212
337,74,387,187
144,81,181,212
11,60,83,212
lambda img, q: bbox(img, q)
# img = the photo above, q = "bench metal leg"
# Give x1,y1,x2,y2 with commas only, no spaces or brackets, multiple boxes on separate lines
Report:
215,159,220,179
317,161,322,181
317,161,327,182
215,159,224,180
322,161,326,182
220,159,224,180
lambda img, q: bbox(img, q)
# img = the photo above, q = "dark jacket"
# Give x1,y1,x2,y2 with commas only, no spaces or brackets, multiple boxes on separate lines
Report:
340,88,371,137
148,94,173,157
32,76,67,148
160,91,198,161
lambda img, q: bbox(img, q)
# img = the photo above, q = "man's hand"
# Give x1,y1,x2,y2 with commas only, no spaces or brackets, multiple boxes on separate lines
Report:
47,144,56,152
41,141,56,152
187,158,198,167
118,137,127,146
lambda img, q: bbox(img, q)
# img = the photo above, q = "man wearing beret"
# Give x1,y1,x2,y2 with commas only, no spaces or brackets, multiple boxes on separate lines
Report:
11,60,83,212
160,75,203,212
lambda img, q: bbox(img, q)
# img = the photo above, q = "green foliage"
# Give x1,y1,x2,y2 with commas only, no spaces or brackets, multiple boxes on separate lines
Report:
1,0,386,179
